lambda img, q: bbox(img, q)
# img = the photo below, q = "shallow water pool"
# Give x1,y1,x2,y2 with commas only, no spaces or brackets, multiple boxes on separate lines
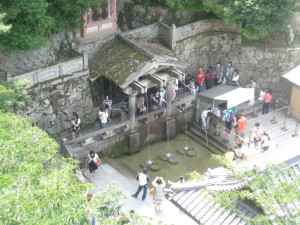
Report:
107,134,218,182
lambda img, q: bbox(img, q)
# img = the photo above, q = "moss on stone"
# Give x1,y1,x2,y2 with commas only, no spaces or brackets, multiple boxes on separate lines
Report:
89,39,150,85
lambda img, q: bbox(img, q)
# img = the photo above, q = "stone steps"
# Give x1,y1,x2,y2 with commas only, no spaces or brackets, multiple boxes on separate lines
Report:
185,126,227,154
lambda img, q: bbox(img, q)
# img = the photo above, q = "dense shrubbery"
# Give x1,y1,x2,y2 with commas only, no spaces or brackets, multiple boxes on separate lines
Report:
135,0,300,41
0,0,101,53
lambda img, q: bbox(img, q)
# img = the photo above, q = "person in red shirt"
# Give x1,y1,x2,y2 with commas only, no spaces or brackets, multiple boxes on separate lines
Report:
196,66,205,93
262,89,273,114
235,113,248,143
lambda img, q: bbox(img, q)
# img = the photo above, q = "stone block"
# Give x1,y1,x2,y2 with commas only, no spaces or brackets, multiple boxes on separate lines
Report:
37,115,51,130
264,77,272,82
264,52,273,59
245,50,254,58
272,77,281,83
255,51,264,61
129,131,140,150
248,57,258,65
47,123,63,134
165,118,176,138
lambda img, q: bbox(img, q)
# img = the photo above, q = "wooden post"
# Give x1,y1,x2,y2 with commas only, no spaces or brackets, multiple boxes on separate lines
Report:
214,120,220,136
281,116,288,131
292,122,299,138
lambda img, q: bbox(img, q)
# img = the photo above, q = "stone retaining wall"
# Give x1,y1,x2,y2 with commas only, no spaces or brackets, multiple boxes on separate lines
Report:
118,1,198,30
23,73,94,136
0,31,81,80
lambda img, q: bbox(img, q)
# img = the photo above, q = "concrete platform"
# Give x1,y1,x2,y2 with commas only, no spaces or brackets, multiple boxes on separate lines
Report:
82,162,198,225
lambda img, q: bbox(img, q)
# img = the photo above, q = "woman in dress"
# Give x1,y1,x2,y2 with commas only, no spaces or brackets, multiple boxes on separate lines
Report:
152,176,166,212
86,150,100,182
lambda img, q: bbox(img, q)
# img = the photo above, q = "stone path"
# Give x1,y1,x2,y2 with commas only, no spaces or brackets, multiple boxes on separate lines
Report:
82,162,198,225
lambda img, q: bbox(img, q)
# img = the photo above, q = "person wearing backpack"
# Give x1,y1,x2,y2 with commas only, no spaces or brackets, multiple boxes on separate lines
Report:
131,168,149,200
223,109,234,143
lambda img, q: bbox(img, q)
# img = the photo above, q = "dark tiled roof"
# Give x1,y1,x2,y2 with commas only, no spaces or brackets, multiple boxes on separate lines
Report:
169,188,258,225
168,141,300,224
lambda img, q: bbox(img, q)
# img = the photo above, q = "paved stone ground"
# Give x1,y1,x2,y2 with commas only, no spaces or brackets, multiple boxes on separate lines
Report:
82,162,198,225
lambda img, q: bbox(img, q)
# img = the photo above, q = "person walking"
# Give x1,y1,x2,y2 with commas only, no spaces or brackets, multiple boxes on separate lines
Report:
71,112,81,140
262,89,273,115
152,176,166,212
131,168,149,200
86,150,101,182
252,122,263,149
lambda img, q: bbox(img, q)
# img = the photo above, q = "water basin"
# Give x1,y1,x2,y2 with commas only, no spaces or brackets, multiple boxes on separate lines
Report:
106,134,218,182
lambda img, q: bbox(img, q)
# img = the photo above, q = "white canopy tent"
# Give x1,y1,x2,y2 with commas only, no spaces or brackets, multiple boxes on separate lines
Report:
282,65,300,87
197,85,254,109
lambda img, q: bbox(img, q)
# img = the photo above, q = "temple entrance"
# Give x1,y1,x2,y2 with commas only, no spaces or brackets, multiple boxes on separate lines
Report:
90,76,123,107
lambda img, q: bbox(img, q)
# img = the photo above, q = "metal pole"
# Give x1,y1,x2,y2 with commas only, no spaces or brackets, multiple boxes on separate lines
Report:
287,105,291,118
281,116,288,131
248,130,253,145
270,109,278,124
252,106,258,118
292,122,299,138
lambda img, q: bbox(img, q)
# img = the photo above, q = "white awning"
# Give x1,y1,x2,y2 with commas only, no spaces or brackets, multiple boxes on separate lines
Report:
282,65,300,87
197,85,254,109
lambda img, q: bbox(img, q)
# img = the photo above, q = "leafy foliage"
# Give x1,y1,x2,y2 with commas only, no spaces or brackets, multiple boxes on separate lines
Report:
135,0,300,40
203,160,300,224
0,0,101,53
0,112,92,224
0,79,32,113
0,13,11,33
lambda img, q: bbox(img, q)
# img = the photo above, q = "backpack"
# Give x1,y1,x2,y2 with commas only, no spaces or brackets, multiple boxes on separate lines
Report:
230,113,235,122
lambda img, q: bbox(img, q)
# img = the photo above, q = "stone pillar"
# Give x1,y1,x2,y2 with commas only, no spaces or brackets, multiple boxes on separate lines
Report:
166,81,173,118
82,50,88,70
129,94,137,133
171,24,176,50
165,118,176,138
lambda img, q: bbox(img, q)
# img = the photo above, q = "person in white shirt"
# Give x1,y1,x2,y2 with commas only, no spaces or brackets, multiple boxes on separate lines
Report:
131,168,150,200
99,108,109,130
252,122,263,149
201,109,212,130
261,132,270,151
230,69,240,86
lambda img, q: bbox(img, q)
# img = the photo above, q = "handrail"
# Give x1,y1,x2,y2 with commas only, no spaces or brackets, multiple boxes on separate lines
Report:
64,120,130,145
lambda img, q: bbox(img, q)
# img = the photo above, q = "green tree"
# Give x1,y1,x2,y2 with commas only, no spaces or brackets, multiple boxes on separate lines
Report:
0,13,11,33
0,112,92,224
0,0,101,53
0,79,32,113
136,0,299,40
202,0,300,40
